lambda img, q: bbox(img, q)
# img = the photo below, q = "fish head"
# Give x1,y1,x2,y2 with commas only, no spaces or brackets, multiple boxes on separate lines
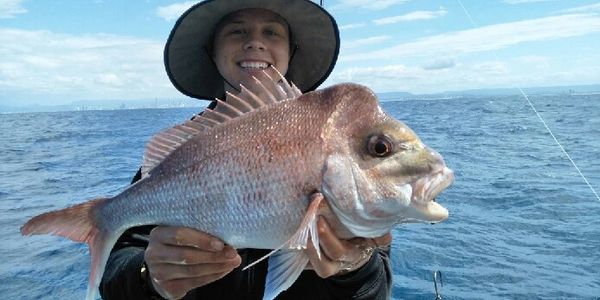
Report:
319,83,454,238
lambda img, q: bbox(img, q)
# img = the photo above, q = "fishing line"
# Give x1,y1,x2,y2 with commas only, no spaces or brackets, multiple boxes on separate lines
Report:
456,0,600,202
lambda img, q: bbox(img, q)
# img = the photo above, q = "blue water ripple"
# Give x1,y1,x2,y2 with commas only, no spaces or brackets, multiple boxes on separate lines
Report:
2,97,599,299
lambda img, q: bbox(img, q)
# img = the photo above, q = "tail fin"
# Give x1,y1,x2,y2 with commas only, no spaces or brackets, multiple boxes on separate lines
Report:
21,197,122,300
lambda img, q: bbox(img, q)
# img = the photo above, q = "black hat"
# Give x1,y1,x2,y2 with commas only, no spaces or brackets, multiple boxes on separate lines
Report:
164,0,340,100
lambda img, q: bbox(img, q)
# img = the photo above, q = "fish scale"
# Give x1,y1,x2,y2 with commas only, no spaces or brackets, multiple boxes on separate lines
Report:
21,75,454,300
112,125,322,246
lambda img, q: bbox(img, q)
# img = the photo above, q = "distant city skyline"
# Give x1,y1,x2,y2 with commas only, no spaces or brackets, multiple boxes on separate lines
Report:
1,0,600,105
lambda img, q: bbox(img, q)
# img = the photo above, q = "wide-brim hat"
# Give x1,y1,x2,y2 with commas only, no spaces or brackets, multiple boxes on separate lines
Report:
164,0,340,100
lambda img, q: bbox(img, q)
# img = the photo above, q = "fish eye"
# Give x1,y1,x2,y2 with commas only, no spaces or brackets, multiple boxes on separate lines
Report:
367,135,393,157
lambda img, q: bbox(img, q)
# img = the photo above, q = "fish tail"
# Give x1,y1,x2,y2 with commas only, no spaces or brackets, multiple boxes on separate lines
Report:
21,197,122,300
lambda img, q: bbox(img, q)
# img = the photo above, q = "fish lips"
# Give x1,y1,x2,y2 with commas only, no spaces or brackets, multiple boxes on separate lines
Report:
410,167,454,223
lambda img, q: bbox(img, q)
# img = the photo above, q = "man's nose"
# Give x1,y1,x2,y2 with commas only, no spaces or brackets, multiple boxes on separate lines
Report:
243,33,266,51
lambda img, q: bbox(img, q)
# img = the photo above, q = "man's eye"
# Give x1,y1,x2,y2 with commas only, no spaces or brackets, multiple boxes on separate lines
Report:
229,29,245,35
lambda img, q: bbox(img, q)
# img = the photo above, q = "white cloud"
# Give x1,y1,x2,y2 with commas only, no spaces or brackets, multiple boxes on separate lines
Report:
471,61,509,76
328,50,600,93
422,57,456,70
331,64,419,90
332,0,411,11
514,55,551,68
331,13,600,92
342,36,391,50
326,61,508,93
341,13,600,62
95,73,124,87
156,1,196,21
328,64,460,93
0,27,178,104
339,23,367,30
0,0,26,19
561,2,600,13
502,0,557,4
373,8,447,25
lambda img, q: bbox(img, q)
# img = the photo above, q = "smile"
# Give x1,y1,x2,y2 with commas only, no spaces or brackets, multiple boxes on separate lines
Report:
238,61,271,70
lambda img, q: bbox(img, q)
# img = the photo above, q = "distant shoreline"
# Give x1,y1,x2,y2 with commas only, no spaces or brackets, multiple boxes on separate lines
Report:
0,105,206,115
2,84,599,114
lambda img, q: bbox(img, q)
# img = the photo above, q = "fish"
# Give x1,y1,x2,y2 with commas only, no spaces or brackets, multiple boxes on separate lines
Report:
21,72,454,300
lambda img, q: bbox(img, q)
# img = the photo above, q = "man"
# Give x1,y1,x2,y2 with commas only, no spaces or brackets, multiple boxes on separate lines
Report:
100,1,391,299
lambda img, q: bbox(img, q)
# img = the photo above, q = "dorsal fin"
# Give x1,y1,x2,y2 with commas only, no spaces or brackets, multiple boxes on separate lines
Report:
141,67,302,178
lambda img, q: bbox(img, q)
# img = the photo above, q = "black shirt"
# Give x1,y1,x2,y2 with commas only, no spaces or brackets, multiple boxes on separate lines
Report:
100,230,392,299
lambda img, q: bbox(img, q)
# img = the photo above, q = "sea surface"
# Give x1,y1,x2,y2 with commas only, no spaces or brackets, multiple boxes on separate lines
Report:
1,94,599,299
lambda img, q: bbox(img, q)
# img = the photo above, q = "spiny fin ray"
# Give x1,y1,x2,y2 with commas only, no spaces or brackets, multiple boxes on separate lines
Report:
141,67,301,177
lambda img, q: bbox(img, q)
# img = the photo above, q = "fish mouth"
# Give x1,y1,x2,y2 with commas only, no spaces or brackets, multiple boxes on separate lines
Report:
410,167,454,223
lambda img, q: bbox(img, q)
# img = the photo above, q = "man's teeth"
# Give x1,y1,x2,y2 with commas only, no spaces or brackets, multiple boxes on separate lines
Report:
240,62,269,69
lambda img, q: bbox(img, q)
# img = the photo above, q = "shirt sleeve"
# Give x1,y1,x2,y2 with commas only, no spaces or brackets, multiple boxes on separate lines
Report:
325,249,392,299
99,225,162,300
279,248,392,300
99,246,146,299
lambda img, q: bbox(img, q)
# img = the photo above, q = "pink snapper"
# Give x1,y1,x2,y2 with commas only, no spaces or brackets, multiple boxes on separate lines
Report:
22,75,454,300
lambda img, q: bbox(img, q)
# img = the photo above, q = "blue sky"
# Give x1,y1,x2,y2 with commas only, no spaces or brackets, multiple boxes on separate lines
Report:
1,0,600,105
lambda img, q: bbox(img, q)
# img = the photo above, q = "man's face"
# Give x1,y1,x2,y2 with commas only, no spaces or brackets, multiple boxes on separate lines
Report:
213,8,291,94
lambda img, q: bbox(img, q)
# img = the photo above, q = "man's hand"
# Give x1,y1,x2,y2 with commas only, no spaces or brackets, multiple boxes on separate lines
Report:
305,216,392,278
144,226,241,299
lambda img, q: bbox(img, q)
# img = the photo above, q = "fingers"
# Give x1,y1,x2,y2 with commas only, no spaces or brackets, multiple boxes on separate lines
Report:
315,217,351,262
305,217,365,278
149,257,241,300
306,217,391,278
305,236,337,278
370,233,392,249
144,226,241,299
149,253,241,281
150,226,224,251
152,272,233,300
146,243,239,268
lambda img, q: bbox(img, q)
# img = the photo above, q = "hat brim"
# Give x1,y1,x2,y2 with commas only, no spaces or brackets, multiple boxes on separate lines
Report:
164,0,340,100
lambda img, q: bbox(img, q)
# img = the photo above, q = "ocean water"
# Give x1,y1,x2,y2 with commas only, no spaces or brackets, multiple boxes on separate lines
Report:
1,94,599,299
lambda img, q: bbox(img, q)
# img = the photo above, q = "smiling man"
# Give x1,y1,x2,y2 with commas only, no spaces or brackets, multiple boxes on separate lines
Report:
212,8,291,93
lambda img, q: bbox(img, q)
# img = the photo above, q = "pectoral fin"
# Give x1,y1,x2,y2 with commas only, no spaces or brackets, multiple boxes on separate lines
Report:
243,194,323,271
262,194,323,299
263,250,310,300
287,193,322,259
243,195,324,300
